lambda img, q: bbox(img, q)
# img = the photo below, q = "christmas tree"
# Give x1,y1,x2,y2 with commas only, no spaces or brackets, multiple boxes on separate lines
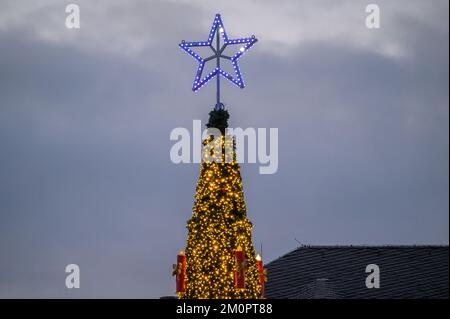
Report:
174,14,265,298
181,108,262,299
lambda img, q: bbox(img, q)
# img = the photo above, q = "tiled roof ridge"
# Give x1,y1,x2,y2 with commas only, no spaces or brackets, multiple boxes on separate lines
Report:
292,244,448,248
268,245,449,264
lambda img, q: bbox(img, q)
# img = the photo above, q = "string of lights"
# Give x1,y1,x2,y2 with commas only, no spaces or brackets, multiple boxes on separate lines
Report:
179,14,257,108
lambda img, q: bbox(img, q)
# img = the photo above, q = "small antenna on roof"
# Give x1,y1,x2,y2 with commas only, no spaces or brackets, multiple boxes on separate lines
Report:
294,238,301,246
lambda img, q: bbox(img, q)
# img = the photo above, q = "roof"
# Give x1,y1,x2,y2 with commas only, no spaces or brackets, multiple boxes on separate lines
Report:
264,245,449,299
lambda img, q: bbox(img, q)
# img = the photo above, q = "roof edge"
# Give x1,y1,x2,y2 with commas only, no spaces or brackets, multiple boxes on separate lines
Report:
267,244,449,266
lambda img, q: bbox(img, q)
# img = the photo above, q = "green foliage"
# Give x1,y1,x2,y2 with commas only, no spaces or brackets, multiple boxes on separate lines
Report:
206,108,230,134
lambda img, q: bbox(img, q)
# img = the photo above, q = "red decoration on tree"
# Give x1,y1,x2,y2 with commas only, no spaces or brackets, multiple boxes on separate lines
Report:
256,255,267,298
234,246,246,290
172,250,186,294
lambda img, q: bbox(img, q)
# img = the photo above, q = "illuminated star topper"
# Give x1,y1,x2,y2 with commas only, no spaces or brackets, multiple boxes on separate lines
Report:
179,14,257,109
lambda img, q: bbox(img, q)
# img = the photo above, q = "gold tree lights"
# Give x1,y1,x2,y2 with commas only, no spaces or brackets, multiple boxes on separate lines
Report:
176,132,264,299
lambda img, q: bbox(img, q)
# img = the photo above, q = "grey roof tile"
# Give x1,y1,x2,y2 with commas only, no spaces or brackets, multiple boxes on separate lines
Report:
264,246,449,299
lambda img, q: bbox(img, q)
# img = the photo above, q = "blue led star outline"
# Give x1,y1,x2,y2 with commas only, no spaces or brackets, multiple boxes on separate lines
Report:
179,14,257,92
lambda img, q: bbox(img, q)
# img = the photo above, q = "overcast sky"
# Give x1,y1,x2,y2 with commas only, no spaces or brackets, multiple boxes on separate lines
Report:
0,0,448,298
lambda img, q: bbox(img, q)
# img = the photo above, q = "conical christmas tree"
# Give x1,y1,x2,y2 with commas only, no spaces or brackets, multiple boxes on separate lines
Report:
180,108,262,299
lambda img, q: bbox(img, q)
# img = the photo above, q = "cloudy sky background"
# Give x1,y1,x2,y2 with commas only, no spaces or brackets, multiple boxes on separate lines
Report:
0,0,448,298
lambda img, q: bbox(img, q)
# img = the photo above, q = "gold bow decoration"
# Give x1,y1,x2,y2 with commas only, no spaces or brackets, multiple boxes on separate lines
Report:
172,262,183,278
262,268,268,283
235,259,248,274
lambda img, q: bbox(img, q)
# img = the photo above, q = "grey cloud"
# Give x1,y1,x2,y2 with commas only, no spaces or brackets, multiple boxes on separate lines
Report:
0,0,448,298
